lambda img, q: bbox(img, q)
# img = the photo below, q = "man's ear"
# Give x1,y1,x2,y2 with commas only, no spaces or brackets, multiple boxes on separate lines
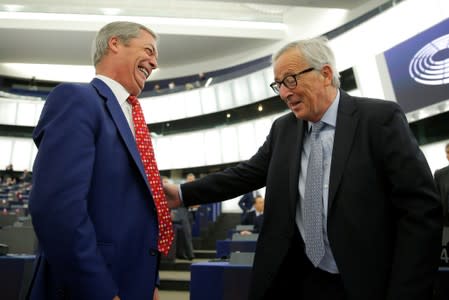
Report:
108,36,120,54
320,64,333,86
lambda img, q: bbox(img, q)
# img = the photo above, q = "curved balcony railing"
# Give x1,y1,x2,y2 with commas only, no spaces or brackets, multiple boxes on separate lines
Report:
0,66,275,127
0,111,286,171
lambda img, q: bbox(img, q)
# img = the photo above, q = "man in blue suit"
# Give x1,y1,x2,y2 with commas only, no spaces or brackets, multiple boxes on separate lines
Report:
27,21,166,300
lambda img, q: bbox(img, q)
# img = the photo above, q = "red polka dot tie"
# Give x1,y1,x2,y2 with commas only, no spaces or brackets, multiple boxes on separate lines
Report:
127,95,174,256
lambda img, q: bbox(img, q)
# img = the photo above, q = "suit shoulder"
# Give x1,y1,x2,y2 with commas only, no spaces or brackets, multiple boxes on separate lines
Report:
352,95,400,113
49,82,94,99
46,82,100,108
272,112,297,127
39,82,102,126
345,94,405,125
435,165,449,177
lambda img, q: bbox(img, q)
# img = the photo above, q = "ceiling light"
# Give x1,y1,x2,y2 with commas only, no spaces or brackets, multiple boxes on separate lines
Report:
204,77,213,88
3,4,24,12
242,3,285,15
100,8,122,16
1,63,95,83
258,104,263,112
0,12,287,31
226,113,231,119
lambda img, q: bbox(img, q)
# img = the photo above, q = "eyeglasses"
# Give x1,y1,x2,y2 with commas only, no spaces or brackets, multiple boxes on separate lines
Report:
269,67,315,94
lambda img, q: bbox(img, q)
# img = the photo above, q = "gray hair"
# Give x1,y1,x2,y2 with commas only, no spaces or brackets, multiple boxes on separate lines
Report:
272,36,340,88
92,21,157,66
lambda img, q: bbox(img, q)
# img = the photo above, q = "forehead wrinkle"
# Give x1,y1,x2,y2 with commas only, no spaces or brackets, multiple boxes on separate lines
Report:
275,64,300,82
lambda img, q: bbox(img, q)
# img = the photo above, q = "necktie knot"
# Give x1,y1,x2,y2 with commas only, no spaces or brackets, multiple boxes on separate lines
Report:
310,121,325,135
127,95,139,107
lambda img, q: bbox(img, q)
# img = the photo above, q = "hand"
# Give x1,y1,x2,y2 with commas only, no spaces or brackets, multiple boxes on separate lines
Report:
153,287,160,300
240,230,252,236
163,183,182,209
113,296,120,300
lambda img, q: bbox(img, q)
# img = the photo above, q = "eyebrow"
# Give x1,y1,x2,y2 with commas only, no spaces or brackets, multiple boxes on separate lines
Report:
274,71,295,82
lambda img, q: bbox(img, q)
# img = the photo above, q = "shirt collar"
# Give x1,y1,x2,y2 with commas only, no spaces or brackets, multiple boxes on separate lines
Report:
308,89,340,130
95,75,130,106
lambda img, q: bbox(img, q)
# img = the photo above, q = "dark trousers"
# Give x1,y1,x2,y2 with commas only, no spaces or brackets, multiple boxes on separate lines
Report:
264,230,346,300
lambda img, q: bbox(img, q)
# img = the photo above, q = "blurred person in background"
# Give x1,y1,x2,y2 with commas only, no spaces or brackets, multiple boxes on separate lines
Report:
4,163,15,181
174,173,197,260
240,195,264,235
20,169,32,183
238,191,255,222
186,173,200,225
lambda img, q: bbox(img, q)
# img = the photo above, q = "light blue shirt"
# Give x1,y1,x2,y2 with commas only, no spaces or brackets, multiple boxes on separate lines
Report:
296,89,340,273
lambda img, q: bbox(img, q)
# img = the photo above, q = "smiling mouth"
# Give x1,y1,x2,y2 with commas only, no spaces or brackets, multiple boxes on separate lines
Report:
138,67,149,79
289,100,302,108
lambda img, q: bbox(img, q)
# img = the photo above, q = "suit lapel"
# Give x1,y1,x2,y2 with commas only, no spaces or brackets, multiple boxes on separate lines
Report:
289,118,307,212
90,78,151,193
328,90,359,210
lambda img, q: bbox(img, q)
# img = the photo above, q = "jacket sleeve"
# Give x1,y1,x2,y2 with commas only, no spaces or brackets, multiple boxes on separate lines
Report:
181,118,277,207
29,84,118,299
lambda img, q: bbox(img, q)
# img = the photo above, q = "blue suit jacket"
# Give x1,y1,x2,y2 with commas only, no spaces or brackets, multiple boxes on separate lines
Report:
27,79,160,300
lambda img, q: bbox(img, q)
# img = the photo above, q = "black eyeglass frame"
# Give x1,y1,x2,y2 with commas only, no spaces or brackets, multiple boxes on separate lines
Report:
270,67,315,94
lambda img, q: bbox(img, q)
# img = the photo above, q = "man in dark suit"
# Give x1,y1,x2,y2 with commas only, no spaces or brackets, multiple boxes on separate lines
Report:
434,143,449,225
164,36,442,300
27,21,170,300
241,195,264,234
238,191,255,222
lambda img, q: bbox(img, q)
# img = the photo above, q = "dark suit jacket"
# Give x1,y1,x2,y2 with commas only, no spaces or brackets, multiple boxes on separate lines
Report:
241,211,264,233
28,79,160,300
181,90,442,300
435,165,449,225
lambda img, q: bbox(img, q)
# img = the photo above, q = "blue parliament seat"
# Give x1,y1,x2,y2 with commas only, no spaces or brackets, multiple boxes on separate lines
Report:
215,239,257,259
190,261,252,300
191,203,221,237
188,260,449,300
216,227,258,258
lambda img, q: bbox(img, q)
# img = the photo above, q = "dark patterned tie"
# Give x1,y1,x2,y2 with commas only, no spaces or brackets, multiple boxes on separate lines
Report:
127,95,174,256
303,121,325,266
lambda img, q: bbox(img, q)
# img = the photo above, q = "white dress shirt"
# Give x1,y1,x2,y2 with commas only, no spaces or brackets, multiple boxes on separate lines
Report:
95,75,135,136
